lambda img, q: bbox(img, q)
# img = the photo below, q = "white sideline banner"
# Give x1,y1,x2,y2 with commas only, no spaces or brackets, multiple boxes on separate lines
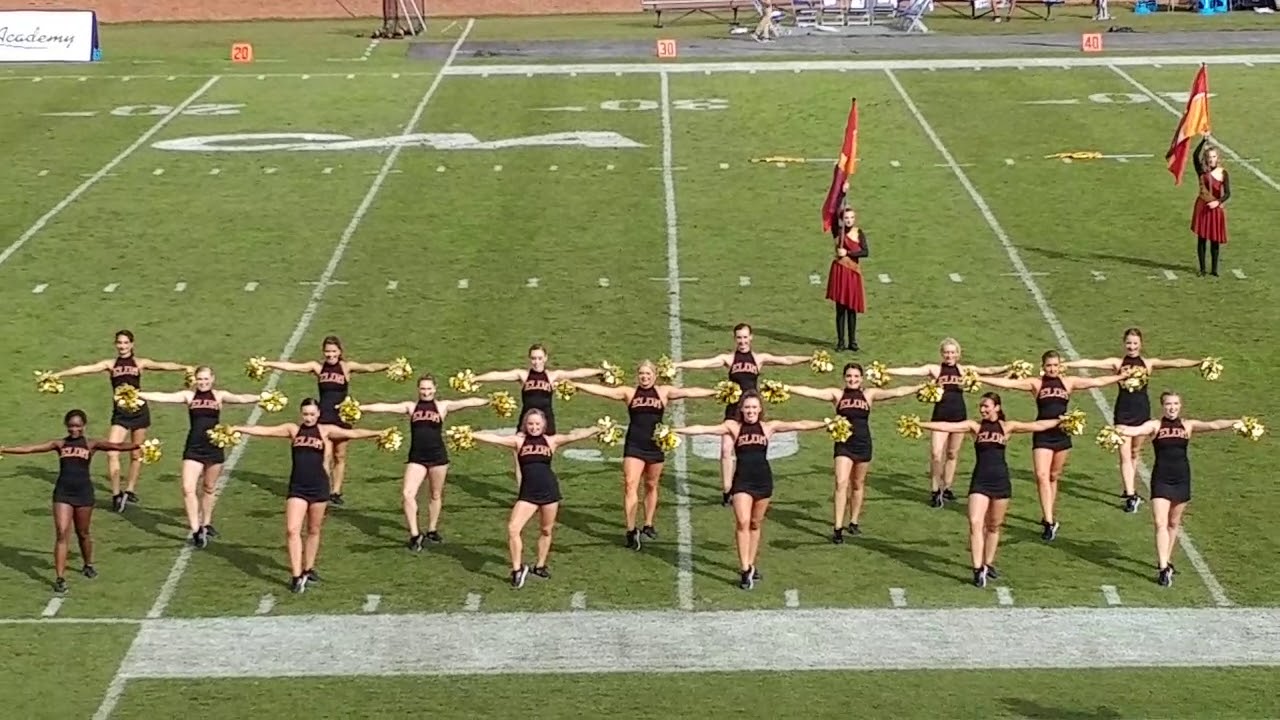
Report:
0,11,100,63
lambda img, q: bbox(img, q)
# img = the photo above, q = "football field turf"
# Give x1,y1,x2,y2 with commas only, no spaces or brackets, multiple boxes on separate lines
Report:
3,19,1280,719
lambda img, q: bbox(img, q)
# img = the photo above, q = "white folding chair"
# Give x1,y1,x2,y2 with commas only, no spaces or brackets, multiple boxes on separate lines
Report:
893,0,932,31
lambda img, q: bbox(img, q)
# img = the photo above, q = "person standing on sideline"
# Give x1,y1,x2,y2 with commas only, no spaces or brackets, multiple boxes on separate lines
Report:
1191,136,1230,277
826,205,868,352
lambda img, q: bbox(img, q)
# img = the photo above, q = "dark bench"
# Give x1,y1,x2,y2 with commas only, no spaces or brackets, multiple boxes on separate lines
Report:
640,0,753,27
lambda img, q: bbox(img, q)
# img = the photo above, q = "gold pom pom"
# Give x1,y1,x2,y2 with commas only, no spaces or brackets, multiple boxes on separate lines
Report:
554,380,577,401
337,397,362,425
656,356,677,384
1007,360,1034,380
489,391,517,418
596,416,623,447
376,427,403,452
896,414,924,440
825,416,852,442
34,371,65,395
916,381,943,404
961,368,982,394
183,368,196,389
206,424,242,449
449,369,481,394
1120,366,1149,392
1095,426,1124,452
1059,409,1088,436
760,379,790,404
810,350,834,374
652,423,681,452
1200,357,1223,382
257,390,288,413
139,438,163,465
445,425,475,451
865,361,890,388
114,384,145,411
385,357,413,383
1233,416,1267,441
245,356,267,381
601,361,625,387
713,380,743,405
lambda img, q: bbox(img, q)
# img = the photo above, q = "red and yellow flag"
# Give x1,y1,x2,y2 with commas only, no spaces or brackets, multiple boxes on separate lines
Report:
822,98,859,232
1165,65,1212,186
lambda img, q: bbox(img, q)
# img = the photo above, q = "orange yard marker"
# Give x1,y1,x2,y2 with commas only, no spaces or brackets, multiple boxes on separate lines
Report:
231,42,255,63
1081,33,1103,53
656,38,678,59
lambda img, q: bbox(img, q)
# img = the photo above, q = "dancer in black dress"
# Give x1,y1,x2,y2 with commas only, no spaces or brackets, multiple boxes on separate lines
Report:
673,391,825,589
1065,328,1202,513
473,343,604,436
980,351,1125,542
52,330,192,512
1,410,138,593
137,367,262,548
1115,391,1242,587
573,360,716,550
360,375,488,549
916,393,1063,588
791,363,922,543
231,398,385,593
886,338,1008,508
676,323,810,505
262,335,392,506
473,409,604,588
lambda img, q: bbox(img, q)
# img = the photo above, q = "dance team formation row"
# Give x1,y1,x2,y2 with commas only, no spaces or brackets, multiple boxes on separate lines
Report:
1,326,1265,594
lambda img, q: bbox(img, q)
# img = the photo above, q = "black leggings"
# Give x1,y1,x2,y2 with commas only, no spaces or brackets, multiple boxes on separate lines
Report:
1196,236,1220,275
835,304,858,346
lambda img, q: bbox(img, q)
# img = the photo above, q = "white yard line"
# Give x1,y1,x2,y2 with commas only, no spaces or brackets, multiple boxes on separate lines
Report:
660,71,695,613
885,68,1233,608
1108,65,1280,194
0,76,221,270
112,607,1280,677
444,54,1280,77
87,19,475,720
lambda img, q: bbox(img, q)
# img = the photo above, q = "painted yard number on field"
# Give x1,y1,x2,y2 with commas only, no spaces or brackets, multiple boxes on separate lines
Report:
540,99,729,113
1028,92,1216,106
45,104,244,118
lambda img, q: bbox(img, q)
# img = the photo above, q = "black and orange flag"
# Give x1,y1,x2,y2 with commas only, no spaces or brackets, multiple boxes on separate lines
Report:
821,98,859,232
1165,65,1212,185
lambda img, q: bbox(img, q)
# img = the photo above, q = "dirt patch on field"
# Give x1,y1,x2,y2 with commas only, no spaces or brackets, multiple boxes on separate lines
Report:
10,0,641,23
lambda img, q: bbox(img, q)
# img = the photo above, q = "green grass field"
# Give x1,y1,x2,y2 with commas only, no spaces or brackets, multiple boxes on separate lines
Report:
3,15,1280,720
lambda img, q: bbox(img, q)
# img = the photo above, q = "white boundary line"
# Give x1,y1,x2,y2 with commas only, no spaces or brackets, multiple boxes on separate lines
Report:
884,68,1233,608
0,76,220,270
3,53,1279,83
443,54,1280,76
1108,64,1280,193
87,18,475,720
112,607,1280,677
661,71,695,613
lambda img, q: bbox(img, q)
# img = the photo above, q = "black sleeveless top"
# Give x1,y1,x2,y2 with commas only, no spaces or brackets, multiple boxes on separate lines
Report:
185,389,221,450
517,434,555,477
1114,355,1151,424
290,423,327,482
972,420,1009,482
408,400,445,460
110,356,142,391
521,370,554,413
728,351,760,393
837,388,870,436
1151,417,1191,485
1035,376,1070,421
625,386,665,447
55,436,93,496
734,422,769,464
937,363,963,399
316,361,348,423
